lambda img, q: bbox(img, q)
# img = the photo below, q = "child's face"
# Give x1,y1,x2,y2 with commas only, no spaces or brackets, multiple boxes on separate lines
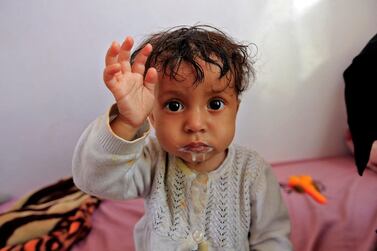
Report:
149,60,240,172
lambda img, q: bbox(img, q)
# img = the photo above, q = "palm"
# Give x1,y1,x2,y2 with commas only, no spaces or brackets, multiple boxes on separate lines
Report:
113,72,155,127
103,37,158,128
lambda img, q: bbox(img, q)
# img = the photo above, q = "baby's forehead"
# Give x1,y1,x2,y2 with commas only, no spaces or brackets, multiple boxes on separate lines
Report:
156,60,236,94
156,77,237,98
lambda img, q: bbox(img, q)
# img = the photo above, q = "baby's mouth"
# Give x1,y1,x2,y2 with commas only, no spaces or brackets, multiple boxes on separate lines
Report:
179,142,213,153
178,143,214,163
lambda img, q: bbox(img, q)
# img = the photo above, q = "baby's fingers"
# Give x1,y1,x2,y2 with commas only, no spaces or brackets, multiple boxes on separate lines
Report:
105,41,121,66
132,43,152,75
144,67,158,93
103,63,121,90
118,36,134,66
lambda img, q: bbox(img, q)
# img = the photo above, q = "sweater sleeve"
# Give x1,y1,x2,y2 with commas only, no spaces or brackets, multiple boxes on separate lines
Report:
249,160,292,251
72,105,159,200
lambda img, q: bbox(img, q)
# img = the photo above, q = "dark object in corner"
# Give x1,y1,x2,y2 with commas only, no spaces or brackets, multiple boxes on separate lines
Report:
344,33,377,176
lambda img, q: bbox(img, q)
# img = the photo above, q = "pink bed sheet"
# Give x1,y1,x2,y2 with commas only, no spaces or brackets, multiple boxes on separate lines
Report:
1,155,376,251
273,155,377,251
72,199,144,251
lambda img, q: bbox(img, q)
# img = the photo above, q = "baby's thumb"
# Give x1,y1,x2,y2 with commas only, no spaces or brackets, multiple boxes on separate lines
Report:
144,67,158,93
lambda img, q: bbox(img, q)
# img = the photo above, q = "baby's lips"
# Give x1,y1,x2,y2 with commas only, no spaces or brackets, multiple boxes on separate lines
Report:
179,144,213,153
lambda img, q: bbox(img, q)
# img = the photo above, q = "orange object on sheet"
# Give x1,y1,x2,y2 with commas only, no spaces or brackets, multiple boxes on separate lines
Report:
288,175,327,204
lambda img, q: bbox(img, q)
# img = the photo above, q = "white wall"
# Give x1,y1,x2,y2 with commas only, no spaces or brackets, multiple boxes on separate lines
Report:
1,0,376,196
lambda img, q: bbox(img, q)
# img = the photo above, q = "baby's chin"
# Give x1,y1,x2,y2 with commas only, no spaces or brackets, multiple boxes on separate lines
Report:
181,152,210,164
179,151,220,171
181,159,209,173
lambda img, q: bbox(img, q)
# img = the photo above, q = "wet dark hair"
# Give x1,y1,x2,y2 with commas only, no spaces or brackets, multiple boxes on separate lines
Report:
131,25,255,96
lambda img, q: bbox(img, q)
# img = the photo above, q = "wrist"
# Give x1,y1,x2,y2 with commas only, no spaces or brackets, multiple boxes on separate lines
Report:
110,115,141,141
116,114,141,129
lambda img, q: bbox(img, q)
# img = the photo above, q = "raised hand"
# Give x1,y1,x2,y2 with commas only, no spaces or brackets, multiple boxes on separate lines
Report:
103,36,158,130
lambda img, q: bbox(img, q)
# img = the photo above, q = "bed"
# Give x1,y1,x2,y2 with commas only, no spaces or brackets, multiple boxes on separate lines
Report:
273,155,377,251
1,155,376,251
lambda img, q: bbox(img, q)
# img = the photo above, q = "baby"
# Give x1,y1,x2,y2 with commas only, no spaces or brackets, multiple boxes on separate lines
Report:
73,25,292,251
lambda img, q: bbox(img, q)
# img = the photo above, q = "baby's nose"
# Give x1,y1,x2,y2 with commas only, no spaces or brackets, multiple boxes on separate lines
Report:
183,109,207,133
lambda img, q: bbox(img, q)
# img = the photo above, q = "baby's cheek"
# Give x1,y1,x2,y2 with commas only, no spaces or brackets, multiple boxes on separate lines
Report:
156,129,179,151
221,120,236,136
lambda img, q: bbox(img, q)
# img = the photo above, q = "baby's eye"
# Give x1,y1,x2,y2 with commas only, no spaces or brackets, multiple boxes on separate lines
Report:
165,101,184,112
208,99,225,110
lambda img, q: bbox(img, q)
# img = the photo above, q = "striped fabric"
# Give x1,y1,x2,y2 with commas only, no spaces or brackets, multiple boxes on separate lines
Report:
0,177,100,251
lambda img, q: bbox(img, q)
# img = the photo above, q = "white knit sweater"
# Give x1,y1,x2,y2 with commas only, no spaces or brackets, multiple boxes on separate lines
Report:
72,109,292,251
